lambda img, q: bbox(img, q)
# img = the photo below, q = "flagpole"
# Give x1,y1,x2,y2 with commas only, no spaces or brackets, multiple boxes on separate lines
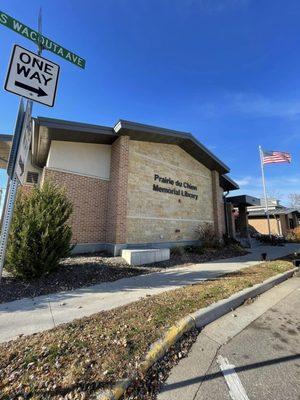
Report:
259,145,271,237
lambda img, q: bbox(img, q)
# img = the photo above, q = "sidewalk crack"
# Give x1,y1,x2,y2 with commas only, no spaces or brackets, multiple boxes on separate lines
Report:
192,342,221,400
48,300,56,328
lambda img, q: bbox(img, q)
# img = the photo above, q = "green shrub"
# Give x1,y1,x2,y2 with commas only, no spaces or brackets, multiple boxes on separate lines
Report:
170,246,185,256
257,234,285,246
286,227,300,243
5,181,73,280
184,245,204,255
196,223,222,249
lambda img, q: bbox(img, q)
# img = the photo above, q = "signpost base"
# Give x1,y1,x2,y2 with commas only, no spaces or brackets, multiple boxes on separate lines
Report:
0,175,19,280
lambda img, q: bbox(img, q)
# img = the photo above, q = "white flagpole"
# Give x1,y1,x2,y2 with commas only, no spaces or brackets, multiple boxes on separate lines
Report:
259,145,271,237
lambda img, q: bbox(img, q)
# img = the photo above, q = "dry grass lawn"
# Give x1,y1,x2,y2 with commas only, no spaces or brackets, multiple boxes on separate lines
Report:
0,260,294,399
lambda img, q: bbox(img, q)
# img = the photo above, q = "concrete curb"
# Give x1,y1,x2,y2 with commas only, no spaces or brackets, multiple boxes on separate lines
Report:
192,268,296,328
97,268,296,400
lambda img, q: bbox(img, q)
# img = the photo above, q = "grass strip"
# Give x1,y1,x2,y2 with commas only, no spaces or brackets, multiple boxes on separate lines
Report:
0,259,294,399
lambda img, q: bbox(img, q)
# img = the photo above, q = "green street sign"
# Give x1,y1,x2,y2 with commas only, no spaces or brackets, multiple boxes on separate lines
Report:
0,10,85,69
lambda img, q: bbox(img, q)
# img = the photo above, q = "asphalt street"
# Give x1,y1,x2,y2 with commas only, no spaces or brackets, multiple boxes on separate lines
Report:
159,277,300,400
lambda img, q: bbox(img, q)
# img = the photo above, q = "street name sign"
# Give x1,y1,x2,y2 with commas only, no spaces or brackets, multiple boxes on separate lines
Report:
0,10,86,69
5,45,60,107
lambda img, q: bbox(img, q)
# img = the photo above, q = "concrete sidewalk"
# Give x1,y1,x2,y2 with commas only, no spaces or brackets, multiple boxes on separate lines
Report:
158,275,300,400
0,243,299,343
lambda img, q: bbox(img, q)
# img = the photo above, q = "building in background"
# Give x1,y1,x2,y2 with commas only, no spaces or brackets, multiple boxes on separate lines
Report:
225,194,260,247
248,198,300,236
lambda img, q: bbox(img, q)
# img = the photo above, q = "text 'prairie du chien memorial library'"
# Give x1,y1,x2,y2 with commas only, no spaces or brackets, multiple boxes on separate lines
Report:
1,117,242,255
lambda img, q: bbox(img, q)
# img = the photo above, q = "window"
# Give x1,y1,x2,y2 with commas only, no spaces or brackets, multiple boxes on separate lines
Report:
26,171,39,184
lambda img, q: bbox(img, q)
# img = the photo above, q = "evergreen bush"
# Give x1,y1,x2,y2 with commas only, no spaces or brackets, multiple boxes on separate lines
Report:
5,181,73,279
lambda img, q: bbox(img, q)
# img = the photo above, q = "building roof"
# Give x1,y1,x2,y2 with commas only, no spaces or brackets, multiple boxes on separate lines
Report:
226,194,260,207
0,117,239,191
31,117,115,167
32,117,231,173
220,175,239,191
248,208,300,217
114,120,230,174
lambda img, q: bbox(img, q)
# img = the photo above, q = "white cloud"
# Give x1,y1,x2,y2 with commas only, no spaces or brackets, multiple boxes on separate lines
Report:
232,174,300,205
199,93,300,120
228,93,300,119
235,176,254,186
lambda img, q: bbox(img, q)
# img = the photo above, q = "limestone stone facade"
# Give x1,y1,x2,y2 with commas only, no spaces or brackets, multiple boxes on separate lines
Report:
126,140,218,244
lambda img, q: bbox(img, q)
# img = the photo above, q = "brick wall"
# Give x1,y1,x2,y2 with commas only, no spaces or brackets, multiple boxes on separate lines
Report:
20,184,34,196
43,168,109,244
106,136,130,243
211,170,225,238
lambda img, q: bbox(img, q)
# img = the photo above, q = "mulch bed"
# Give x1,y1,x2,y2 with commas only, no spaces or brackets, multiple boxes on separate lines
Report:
158,246,248,268
0,254,152,304
0,246,247,304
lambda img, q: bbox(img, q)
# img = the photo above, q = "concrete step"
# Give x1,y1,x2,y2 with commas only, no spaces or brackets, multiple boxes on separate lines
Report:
121,248,170,266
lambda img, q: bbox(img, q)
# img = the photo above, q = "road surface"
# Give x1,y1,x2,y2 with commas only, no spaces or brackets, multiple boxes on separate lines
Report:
159,276,300,400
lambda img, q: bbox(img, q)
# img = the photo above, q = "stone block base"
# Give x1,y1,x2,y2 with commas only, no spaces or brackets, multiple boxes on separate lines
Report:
121,248,170,266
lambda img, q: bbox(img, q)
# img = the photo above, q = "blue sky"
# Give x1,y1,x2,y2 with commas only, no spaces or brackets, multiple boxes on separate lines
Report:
0,0,299,204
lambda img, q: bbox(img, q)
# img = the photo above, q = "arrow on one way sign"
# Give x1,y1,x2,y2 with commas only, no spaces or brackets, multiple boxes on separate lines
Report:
15,81,47,97
4,44,60,107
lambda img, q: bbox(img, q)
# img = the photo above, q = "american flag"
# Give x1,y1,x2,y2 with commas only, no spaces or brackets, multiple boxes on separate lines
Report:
262,150,292,165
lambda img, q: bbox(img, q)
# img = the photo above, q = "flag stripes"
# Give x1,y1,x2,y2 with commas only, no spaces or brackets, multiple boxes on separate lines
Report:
262,150,291,165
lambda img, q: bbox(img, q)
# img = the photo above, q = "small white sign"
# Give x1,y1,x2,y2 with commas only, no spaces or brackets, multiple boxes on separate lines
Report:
4,44,60,107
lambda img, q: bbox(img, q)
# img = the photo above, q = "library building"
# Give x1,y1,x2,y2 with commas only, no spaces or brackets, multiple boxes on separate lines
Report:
0,117,245,255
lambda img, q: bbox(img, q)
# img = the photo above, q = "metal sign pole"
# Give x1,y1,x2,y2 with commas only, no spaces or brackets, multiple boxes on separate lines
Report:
0,10,43,281
259,145,271,238
0,176,19,278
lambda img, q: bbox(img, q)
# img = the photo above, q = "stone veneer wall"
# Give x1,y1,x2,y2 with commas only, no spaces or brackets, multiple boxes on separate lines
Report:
126,140,216,244
105,136,130,244
42,168,109,244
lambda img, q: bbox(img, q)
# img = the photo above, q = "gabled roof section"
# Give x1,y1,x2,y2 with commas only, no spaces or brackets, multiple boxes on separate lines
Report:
220,174,239,191
31,117,235,185
227,194,260,207
114,120,230,175
248,208,300,217
32,117,116,167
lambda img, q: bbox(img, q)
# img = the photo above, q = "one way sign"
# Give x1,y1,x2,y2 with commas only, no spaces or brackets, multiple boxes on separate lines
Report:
5,44,60,107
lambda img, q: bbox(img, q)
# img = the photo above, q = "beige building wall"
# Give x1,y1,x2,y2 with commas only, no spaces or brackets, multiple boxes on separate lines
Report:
126,140,215,244
46,140,111,180
249,217,281,235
